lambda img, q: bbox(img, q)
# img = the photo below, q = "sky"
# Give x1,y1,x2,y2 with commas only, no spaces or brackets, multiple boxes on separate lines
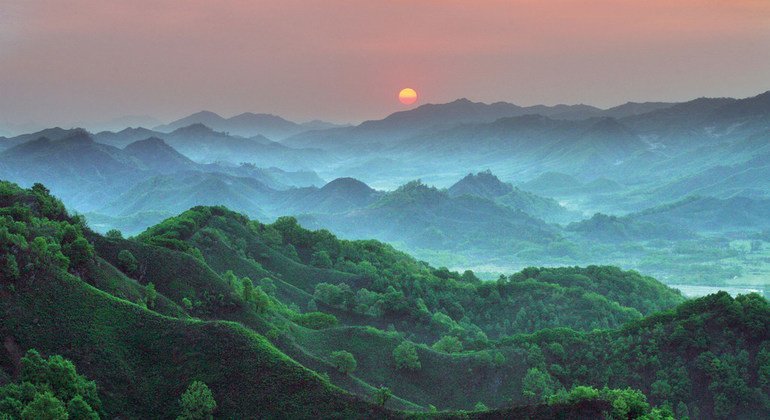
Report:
1,0,769,131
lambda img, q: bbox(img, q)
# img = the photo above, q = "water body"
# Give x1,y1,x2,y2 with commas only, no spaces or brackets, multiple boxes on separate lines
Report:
669,284,766,299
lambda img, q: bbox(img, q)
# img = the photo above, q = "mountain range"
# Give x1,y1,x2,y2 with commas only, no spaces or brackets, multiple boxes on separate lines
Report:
0,130,324,212
154,110,345,139
2,90,770,286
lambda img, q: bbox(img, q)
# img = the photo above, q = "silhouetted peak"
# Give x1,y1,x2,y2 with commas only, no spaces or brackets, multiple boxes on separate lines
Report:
188,110,223,119
448,170,512,198
124,136,170,151
320,177,374,195
117,127,155,135
449,98,473,105
58,129,94,145
231,112,283,120
172,123,216,135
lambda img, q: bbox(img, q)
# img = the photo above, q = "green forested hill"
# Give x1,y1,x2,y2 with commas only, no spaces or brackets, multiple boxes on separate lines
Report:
502,291,770,419
299,180,563,258
0,181,389,418
447,171,580,223
1,180,767,419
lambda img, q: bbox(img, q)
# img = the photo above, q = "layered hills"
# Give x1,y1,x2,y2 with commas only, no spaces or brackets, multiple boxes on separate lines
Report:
1,181,767,418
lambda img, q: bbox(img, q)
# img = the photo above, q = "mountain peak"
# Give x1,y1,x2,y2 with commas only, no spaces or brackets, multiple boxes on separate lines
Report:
58,129,94,144
124,136,170,150
448,170,513,198
320,177,375,195
188,110,223,119
231,112,284,120
171,123,216,135
123,137,196,173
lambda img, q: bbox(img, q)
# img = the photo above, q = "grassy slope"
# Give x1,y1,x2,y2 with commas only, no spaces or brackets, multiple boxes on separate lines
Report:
0,270,391,418
109,205,694,410
4,182,758,418
292,326,528,409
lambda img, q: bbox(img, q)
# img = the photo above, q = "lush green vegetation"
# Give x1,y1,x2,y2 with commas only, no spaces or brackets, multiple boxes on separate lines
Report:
0,181,767,418
0,350,102,419
500,291,770,418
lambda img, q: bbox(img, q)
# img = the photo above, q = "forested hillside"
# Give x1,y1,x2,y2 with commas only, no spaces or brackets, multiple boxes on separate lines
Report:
2,181,766,418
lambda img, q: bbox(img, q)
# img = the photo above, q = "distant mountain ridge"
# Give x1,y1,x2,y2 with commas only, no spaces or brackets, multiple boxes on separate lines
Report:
281,97,677,152
154,110,345,139
0,130,325,214
299,179,560,256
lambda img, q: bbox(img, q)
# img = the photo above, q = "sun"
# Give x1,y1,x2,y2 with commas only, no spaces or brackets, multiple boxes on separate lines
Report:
398,88,418,105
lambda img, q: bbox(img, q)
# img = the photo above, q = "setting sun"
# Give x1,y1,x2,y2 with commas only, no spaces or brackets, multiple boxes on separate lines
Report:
398,88,418,105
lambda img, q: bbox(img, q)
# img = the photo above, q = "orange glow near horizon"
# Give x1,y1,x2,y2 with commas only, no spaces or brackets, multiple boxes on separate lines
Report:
1,1,770,125
399,88,418,105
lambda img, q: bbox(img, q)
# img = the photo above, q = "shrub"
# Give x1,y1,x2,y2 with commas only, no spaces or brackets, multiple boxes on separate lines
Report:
432,336,463,353
521,368,557,403
329,351,357,374
292,312,338,329
373,386,392,407
393,341,421,370
105,229,123,239
178,381,216,420
253,286,270,314
145,283,157,309
117,250,138,274
310,250,333,269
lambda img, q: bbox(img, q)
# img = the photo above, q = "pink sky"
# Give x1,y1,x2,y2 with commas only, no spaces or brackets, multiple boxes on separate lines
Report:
1,0,769,128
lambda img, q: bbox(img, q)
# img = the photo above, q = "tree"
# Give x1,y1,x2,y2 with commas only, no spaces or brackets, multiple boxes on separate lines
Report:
373,386,392,407
307,299,318,312
20,349,49,384
310,250,333,269
145,283,157,309
2,254,20,281
105,229,123,239
252,286,270,314
46,354,80,401
117,250,138,274
676,401,690,420
313,283,347,308
474,401,488,411
21,392,67,420
432,336,463,353
178,381,216,420
242,277,254,302
393,342,421,371
18,349,102,415
758,344,770,390
223,270,238,289
0,397,23,418
330,351,357,374
521,368,556,403
67,395,99,419
461,270,480,283
565,386,600,404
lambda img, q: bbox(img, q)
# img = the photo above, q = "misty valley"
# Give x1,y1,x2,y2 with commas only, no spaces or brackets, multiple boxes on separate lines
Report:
3,94,770,295
1,90,769,419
